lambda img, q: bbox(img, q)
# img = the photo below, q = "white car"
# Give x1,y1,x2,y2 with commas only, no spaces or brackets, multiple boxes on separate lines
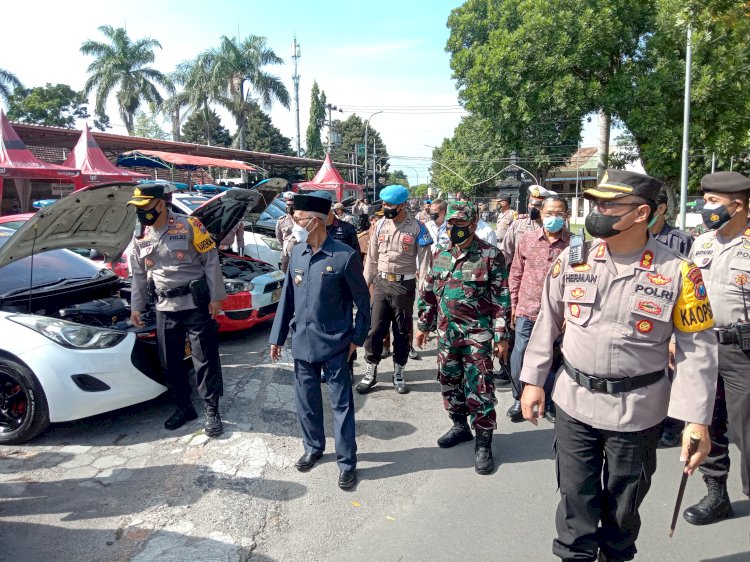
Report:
0,182,284,443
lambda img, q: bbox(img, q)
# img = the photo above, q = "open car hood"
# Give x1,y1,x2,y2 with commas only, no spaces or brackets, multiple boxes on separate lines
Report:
191,180,285,243
0,182,138,268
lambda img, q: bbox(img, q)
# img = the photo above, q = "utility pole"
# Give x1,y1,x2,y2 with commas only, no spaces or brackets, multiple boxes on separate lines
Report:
679,23,693,232
363,110,383,196
325,103,342,153
372,139,377,201
291,35,301,157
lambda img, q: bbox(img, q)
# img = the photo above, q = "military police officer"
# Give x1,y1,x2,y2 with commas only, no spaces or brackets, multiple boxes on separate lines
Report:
683,171,750,526
520,170,718,562
269,193,370,490
129,183,226,436
415,201,509,474
357,185,432,395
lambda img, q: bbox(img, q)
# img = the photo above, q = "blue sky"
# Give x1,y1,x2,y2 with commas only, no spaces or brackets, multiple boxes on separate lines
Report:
1,0,601,184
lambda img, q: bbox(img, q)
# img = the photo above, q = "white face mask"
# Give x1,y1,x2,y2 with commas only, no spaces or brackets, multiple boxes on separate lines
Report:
292,219,315,244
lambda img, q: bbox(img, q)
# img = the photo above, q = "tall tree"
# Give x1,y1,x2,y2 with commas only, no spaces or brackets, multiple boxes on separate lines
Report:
239,102,293,154
305,81,326,159
388,170,409,188
80,25,173,134
6,83,90,128
0,68,22,107
182,108,232,147
132,108,169,140
208,35,290,152
169,56,216,144
328,114,388,183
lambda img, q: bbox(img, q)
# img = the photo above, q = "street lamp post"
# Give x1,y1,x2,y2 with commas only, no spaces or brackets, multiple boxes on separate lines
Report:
401,165,420,188
364,110,383,200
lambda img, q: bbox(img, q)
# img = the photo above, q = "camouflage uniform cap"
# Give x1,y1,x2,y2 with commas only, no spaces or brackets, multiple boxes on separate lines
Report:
445,201,477,222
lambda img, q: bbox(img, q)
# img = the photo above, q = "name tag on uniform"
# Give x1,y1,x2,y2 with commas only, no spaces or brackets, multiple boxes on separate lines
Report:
138,244,154,258
294,268,304,286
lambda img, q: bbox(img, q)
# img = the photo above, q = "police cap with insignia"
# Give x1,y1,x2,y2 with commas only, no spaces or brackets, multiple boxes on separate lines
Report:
127,183,166,207
293,192,332,215
583,169,663,203
700,171,750,194
380,184,409,205
446,201,477,222
528,185,555,201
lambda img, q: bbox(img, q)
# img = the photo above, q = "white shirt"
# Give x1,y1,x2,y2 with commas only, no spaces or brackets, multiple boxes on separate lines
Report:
475,219,497,246
426,219,449,249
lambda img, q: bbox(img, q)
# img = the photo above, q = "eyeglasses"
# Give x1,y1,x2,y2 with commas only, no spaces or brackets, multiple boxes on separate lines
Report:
292,216,316,226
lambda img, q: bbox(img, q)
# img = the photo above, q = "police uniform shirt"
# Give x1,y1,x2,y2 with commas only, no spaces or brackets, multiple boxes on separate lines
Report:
520,236,718,431
691,221,750,329
653,222,693,256
276,214,296,255
131,211,226,313
364,216,432,285
495,208,516,242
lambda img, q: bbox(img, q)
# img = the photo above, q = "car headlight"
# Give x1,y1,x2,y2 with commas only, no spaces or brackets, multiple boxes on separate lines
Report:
261,236,282,251
224,279,254,294
8,315,128,349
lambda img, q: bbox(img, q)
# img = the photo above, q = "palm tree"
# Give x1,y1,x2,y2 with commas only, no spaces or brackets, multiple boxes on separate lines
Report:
169,56,217,145
0,68,22,107
208,35,290,151
80,25,173,135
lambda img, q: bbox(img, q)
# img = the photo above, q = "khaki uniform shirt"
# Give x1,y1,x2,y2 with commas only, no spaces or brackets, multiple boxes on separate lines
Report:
690,222,750,329
495,209,516,243
130,211,227,313
275,214,296,259
520,236,718,431
500,216,540,265
364,216,432,285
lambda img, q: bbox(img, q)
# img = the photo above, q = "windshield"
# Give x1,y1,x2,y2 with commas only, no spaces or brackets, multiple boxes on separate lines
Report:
0,232,111,296
262,203,285,219
175,196,209,211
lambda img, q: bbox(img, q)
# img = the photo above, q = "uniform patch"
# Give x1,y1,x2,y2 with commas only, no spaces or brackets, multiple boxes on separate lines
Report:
635,284,674,301
640,250,654,269
673,261,714,333
294,274,303,286
745,227,750,236
145,258,154,267
189,216,216,254
736,273,749,286
637,301,662,316
569,304,581,318
702,241,713,249
636,319,653,334
646,273,671,286
702,257,710,265
403,234,414,244
595,244,606,259
570,287,585,300
743,239,750,250
572,263,591,272
552,259,561,278
378,234,386,243
175,251,185,260
325,265,333,272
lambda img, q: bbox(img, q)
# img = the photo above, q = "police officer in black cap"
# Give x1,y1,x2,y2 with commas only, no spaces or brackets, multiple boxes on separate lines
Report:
683,171,750,526
269,192,370,490
128,183,226,437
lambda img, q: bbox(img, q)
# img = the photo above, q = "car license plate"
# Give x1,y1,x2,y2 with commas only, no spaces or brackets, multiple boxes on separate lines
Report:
272,287,282,303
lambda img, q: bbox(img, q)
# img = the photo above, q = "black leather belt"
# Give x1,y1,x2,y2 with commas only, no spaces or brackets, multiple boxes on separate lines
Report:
156,284,192,298
563,358,665,394
716,328,739,345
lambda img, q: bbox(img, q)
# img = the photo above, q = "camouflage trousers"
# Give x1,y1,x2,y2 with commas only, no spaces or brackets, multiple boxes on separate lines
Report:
437,330,497,430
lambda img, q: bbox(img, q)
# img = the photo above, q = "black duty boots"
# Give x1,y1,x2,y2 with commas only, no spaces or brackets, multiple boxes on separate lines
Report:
683,475,733,525
474,429,494,475
204,397,223,437
437,415,473,448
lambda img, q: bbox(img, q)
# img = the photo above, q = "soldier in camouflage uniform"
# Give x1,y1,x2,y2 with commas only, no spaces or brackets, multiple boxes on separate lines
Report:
415,201,510,474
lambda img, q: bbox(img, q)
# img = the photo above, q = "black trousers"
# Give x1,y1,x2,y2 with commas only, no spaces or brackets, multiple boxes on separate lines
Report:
364,276,416,366
553,406,661,562
700,344,750,497
156,306,223,408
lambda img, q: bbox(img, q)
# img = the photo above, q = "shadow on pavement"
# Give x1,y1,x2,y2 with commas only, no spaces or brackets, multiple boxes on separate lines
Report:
701,554,750,562
0,464,306,520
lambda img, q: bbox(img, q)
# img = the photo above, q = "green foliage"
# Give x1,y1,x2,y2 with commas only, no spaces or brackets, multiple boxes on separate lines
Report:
388,169,409,187
0,68,23,107
305,81,326,159
80,25,173,135
181,108,231,146
238,102,293,154
328,114,388,183
6,83,89,128
132,108,169,140
411,183,430,197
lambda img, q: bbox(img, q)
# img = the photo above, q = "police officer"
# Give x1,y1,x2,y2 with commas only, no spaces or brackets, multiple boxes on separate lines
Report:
324,195,360,252
683,171,750,526
357,185,432,395
276,191,296,272
332,202,359,228
494,196,515,243
500,185,555,265
269,193,370,490
128,183,226,436
520,170,718,562
415,202,509,474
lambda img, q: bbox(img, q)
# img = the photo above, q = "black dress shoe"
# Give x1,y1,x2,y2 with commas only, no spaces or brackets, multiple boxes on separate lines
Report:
506,400,523,422
338,469,357,490
659,431,681,448
295,452,323,472
164,405,198,430
544,402,556,423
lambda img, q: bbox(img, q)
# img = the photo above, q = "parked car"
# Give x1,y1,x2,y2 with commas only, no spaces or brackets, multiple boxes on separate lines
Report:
0,213,35,230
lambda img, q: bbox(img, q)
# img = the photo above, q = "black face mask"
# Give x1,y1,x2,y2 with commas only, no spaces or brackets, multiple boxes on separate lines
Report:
137,206,161,226
384,206,400,220
585,207,637,239
449,224,473,245
429,212,440,222
529,207,541,220
701,204,734,230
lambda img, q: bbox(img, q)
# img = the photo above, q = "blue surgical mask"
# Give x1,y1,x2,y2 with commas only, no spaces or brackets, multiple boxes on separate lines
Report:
543,216,565,233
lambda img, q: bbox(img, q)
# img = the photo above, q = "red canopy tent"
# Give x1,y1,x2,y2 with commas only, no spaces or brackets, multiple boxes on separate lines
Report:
0,110,79,213
64,124,150,188
296,154,363,202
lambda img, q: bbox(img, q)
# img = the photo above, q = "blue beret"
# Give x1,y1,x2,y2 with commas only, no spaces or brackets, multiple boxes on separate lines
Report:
309,190,334,202
380,184,409,204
